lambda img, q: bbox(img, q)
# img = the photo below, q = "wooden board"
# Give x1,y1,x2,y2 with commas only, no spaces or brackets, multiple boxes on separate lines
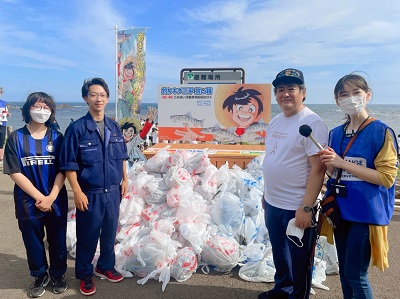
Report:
143,143,265,169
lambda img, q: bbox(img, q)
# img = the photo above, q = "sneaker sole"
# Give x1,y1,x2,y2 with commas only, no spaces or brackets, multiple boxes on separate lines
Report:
94,271,123,283
29,289,46,298
53,285,68,294
80,286,96,296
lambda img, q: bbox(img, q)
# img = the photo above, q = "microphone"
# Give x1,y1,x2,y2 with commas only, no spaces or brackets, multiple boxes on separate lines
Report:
299,124,324,150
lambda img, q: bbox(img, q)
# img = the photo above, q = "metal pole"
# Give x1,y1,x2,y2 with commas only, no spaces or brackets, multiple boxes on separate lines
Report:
114,25,118,121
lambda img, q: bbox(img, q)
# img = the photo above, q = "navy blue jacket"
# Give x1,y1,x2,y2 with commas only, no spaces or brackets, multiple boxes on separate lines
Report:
59,112,128,194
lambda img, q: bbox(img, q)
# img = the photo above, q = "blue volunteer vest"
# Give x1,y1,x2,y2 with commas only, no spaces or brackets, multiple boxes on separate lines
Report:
327,120,396,225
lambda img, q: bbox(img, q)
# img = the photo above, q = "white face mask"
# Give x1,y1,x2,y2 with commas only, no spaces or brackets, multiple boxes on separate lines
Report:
30,110,51,124
338,95,365,115
286,218,304,247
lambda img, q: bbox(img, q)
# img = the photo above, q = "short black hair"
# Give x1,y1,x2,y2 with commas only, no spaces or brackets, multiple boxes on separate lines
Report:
222,87,263,116
120,122,137,135
81,77,110,98
124,61,135,70
21,92,56,126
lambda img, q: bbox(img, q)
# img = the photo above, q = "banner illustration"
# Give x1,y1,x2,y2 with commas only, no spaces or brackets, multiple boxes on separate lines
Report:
158,84,271,144
116,28,147,120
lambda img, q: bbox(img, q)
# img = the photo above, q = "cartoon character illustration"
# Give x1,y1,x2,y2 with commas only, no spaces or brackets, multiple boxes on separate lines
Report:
117,56,136,118
222,87,263,136
118,106,157,169
116,29,147,119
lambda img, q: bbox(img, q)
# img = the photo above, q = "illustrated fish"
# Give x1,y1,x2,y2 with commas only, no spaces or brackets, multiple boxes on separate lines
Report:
170,112,205,127
245,121,268,133
201,124,222,134
201,124,242,143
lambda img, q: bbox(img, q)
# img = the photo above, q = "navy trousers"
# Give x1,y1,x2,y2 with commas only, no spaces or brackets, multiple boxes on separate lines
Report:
264,202,314,299
18,213,67,278
75,189,120,279
334,222,373,299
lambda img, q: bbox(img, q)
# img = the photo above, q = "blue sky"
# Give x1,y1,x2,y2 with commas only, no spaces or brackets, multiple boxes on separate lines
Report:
1,0,400,104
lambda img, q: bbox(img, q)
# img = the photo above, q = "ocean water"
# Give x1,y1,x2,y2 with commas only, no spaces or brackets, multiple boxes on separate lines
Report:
5,102,400,137
6,102,158,134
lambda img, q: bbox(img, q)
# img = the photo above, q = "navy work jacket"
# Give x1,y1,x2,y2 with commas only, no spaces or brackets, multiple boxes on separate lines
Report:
59,112,128,194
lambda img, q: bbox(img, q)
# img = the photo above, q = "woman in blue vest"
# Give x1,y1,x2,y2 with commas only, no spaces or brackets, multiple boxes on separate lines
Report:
320,74,398,299
3,92,68,298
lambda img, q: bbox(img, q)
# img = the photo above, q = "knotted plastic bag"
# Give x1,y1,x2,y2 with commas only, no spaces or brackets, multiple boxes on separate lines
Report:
200,234,239,272
210,191,244,237
238,245,275,282
145,146,171,173
170,247,198,282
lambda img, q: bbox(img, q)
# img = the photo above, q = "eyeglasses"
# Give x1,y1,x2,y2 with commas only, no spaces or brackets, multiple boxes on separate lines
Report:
87,93,108,99
31,105,51,113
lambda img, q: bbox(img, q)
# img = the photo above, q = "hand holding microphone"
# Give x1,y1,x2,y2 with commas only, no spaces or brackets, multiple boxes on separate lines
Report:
299,124,324,150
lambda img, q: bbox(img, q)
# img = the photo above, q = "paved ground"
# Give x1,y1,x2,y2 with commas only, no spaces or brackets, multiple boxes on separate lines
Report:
1,170,399,299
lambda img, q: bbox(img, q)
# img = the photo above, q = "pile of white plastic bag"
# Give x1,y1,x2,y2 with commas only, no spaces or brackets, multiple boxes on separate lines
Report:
66,146,335,292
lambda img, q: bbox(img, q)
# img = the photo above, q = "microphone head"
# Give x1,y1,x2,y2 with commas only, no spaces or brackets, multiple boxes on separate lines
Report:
299,124,312,137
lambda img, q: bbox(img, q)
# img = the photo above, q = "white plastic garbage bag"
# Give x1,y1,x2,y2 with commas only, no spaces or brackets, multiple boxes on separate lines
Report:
162,149,191,173
66,209,77,257
118,192,145,227
201,234,240,272
164,166,194,189
184,150,211,175
245,153,265,189
210,191,244,237
145,146,171,173
312,258,330,290
231,164,259,198
66,221,76,258
199,164,219,201
315,236,339,275
166,185,194,208
170,247,198,282
238,245,275,282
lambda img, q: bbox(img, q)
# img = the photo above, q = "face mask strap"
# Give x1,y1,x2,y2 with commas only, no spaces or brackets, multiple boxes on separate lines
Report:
286,234,304,247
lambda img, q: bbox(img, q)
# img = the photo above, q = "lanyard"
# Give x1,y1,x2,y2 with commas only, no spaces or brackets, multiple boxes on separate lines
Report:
336,116,375,182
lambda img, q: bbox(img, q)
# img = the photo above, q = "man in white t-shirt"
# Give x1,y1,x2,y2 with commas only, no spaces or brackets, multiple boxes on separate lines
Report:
259,69,328,299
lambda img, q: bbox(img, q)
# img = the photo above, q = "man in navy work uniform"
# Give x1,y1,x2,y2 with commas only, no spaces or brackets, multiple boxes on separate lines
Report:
60,78,129,296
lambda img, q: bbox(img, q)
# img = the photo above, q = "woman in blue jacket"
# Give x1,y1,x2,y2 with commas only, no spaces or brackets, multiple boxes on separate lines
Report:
320,74,398,299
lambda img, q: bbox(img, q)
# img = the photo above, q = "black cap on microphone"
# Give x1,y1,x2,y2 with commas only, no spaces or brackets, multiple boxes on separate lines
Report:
299,124,324,150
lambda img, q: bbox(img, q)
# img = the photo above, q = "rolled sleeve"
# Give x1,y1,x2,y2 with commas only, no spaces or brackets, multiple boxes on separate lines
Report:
59,123,81,172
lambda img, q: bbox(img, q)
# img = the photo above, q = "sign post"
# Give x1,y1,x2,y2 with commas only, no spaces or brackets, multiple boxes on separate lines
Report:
180,68,245,84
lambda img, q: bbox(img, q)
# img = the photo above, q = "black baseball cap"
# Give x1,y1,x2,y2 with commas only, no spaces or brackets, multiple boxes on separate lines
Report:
272,68,304,87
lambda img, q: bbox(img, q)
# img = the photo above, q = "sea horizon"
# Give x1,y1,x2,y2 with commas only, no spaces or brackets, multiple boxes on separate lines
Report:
5,102,400,137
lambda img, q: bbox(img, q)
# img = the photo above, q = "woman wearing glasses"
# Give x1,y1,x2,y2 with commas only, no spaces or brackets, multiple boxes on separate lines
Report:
3,92,68,297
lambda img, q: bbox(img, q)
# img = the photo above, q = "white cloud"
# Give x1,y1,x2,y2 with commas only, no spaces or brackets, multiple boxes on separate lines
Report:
1,0,400,104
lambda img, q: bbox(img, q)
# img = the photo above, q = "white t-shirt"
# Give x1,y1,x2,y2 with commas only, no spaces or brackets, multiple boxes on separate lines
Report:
262,106,328,210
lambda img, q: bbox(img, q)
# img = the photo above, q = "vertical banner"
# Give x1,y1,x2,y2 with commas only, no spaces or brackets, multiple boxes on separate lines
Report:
116,28,147,120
